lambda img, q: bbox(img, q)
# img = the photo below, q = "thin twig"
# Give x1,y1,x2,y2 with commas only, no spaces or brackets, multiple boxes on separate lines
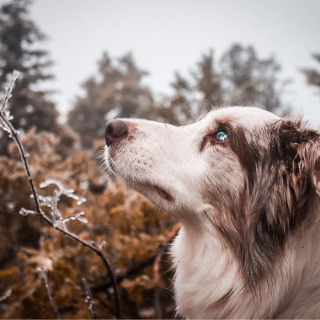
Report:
0,288,12,303
37,266,63,319
0,70,19,113
82,277,97,319
91,240,173,293
0,72,121,318
91,224,180,293
91,254,157,293
154,286,163,319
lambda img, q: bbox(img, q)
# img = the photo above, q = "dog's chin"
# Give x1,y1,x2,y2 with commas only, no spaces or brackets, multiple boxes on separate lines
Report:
128,180,174,203
104,151,174,206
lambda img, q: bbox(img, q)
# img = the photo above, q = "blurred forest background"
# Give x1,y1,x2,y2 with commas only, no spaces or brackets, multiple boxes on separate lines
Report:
0,0,320,318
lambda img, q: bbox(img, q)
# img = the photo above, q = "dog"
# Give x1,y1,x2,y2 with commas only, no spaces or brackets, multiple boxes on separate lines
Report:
104,106,320,318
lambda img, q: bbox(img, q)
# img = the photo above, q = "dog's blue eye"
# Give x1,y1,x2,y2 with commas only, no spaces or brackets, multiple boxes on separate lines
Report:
215,131,228,143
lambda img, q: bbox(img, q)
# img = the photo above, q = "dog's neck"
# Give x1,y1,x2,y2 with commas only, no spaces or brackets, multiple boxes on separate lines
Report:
171,198,320,319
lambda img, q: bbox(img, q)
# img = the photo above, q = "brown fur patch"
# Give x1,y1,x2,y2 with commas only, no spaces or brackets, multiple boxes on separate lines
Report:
214,289,233,307
205,118,320,289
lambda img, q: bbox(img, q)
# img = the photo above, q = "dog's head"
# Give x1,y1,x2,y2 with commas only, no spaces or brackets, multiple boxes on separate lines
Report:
104,106,320,286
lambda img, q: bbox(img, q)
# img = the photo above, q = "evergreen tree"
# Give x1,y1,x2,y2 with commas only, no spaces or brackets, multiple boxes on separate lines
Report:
167,72,194,124
68,52,154,148
302,54,320,93
220,44,286,113
0,0,58,153
69,44,289,149
192,49,223,112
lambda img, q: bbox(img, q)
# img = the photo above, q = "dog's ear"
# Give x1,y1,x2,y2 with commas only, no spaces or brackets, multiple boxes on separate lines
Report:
275,117,320,196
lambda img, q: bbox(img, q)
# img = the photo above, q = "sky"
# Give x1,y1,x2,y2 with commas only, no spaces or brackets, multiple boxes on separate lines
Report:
26,0,320,125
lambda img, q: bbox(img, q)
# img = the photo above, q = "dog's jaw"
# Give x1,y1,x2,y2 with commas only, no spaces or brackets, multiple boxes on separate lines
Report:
104,118,213,219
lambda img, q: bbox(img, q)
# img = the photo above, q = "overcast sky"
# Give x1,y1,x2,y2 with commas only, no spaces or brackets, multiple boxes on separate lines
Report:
28,0,320,126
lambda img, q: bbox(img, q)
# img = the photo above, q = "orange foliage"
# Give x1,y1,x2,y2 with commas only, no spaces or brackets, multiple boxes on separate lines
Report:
0,129,178,319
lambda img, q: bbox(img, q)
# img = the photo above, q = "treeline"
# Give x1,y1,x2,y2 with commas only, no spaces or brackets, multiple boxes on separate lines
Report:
1,0,319,152
69,46,287,148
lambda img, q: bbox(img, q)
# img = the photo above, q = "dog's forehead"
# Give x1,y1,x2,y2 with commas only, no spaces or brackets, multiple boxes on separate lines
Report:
206,107,279,130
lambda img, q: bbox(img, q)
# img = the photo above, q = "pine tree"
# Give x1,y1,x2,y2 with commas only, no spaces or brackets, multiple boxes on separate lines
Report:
167,72,194,124
192,49,223,112
68,52,154,148
69,45,289,148
0,0,59,154
302,54,320,93
220,44,286,113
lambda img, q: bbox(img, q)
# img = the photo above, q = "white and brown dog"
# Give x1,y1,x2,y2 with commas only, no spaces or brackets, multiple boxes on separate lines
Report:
104,107,320,319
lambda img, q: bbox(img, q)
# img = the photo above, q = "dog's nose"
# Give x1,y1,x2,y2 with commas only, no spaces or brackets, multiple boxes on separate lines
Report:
105,119,128,146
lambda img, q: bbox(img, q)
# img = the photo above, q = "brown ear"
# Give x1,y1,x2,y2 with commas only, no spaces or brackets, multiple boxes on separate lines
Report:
275,117,320,196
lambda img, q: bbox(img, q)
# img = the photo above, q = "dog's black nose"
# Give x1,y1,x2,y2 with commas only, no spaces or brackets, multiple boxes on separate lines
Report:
105,119,128,146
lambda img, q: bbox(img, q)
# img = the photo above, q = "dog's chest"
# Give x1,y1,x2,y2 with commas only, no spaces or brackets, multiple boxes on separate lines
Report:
171,224,320,319
171,228,246,318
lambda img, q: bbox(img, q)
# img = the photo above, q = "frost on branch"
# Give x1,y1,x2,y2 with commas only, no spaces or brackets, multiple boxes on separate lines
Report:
40,179,86,204
20,178,88,230
62,211,87,224
0,70,20,114
37,179,87,229
37,266,62,319
19,208,37,216
82,277,97,319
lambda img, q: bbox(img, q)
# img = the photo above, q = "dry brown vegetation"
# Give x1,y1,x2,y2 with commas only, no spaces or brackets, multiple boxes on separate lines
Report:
0,82,179,318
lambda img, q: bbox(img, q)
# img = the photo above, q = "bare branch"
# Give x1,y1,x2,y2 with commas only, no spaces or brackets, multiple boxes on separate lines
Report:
91,225,180,294
37,266,63,319
0,72,121,318
91,254,157,293
0,70,19,113
82,277,97,319
0,288,12,303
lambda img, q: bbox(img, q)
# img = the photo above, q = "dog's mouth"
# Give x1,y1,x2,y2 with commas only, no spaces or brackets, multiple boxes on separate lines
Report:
152,185,174,202
106,153,174,202
129,180,174,202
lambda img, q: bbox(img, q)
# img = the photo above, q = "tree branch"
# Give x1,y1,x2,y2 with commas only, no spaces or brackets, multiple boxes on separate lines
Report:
37,266,63,319
0,72,121,318
91,254,157,293
82,277,97,319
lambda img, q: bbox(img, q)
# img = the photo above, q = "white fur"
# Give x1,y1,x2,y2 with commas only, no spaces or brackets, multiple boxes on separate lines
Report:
105,107,320,318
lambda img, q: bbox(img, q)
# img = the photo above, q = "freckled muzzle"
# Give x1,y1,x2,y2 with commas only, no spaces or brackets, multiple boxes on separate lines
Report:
104,118,176,204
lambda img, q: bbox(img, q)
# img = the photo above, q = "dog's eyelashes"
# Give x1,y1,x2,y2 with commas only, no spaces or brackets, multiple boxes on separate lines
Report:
214,130,229,143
